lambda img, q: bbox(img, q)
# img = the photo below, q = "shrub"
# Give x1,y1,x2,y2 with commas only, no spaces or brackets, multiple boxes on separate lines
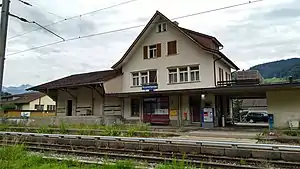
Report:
59,121,68,134
283,130,300,137
37,125,52,134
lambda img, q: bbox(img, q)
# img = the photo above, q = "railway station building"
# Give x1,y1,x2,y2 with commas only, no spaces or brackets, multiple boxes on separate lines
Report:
30,11,300,128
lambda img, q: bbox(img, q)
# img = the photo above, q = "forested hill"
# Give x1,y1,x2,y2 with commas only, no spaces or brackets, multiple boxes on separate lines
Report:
249,58,300,79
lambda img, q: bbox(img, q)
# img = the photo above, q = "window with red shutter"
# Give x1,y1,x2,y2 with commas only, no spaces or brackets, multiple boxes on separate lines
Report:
143,46,148,59
156,43,161,57
167,41,177,55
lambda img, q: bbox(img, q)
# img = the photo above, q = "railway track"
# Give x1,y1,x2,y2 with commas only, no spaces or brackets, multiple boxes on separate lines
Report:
1,132,300,168
1,140,299,169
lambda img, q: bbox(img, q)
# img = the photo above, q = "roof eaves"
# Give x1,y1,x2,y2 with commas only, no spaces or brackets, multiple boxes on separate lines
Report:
28,81,104,91
173,26,238,70
28,70,121,91
178,27,223,47
111,11,161,69
215,51,239,70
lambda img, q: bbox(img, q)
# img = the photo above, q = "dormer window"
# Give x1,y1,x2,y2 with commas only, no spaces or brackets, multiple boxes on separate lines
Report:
157,23,167,33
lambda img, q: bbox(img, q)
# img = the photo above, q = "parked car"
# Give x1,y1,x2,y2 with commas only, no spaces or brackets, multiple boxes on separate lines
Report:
244,111,268,123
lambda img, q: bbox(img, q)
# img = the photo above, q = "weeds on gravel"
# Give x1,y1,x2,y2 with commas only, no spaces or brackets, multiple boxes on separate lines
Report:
0,145,198,169
156,159,197,169
37,125,53,134
59,121,68,134
0,123,158,137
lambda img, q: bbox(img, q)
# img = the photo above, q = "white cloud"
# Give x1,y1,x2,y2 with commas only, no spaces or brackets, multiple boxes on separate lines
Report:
3,0,300,86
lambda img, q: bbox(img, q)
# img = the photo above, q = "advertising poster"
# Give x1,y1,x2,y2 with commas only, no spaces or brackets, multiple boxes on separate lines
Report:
203,108,213,122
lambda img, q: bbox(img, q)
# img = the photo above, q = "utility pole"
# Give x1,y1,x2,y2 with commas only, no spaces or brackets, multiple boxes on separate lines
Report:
0,0,10,109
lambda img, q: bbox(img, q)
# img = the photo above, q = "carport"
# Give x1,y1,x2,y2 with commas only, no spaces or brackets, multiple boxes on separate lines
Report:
203,82,300,128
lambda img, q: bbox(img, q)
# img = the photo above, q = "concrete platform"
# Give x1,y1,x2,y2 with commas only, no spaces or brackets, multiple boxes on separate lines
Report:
180,130,260,140
169,136,257,143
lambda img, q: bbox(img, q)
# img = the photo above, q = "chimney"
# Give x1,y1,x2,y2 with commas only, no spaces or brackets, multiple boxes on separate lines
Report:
173,21,179,26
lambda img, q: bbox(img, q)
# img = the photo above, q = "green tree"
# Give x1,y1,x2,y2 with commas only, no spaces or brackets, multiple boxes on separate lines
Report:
2,103,16,111
232,99,243,122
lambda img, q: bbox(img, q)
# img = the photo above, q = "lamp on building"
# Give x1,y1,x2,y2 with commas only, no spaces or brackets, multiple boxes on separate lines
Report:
201,94,206,100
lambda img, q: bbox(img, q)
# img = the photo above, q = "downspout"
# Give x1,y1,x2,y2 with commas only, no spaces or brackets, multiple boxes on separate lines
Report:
55,90,58,116
91,87,94,116
213,57,222,86
100,83,105,125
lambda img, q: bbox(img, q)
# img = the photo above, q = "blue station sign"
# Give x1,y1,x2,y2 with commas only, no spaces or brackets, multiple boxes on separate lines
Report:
142,83,158,91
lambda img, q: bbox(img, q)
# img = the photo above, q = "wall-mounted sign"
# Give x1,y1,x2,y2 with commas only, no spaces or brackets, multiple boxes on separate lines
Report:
142,83,158,91
155,109,168,115
170,110,177,116
21,112,30,117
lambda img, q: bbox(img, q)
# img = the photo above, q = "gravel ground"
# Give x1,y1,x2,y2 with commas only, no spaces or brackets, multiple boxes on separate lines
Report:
30,152,154,168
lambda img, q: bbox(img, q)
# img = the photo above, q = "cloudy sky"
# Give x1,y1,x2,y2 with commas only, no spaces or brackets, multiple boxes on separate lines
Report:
4,0,300,86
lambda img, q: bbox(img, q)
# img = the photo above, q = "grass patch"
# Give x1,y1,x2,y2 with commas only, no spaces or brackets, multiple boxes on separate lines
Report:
0,122,179,137
282,130,300,137
0,123,157,137
0,145,99,169
0,146,197,169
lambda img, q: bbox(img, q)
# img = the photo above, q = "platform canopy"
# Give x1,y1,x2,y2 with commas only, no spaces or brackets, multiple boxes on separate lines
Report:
106,82,300,99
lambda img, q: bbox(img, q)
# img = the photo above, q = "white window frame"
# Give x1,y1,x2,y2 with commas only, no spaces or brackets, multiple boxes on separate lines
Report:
179,67,188,82
140,72,148,85
168,69,177,84
47,105,56,111
148,45,157,58
190,66,200,82
132,72,140,86
168,65,200,84
157,22,167,33
219,68,224,81
132,70,157,87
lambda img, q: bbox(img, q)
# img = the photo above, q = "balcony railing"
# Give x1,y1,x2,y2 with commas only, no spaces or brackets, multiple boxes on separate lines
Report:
217,79,260,87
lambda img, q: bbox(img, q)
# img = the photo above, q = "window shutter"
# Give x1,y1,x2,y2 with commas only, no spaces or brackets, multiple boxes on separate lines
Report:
167,42,171,55
167,41,177,55
143,46,148,59
157,43,161,57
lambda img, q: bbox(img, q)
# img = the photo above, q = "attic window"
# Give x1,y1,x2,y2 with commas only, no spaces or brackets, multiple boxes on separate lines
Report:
157,23,167,33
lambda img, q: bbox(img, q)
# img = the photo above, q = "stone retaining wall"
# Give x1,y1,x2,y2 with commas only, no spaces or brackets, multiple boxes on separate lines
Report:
0,116,103,126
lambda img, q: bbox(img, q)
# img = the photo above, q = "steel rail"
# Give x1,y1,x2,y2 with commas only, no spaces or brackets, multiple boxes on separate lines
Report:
1,140,298,169
0,143,263,169
1,131,300,152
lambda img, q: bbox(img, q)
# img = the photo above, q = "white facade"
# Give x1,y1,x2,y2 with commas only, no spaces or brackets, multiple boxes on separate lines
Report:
116,21,232,93
50,12,237,126
104,24,231,93
29,95,56,111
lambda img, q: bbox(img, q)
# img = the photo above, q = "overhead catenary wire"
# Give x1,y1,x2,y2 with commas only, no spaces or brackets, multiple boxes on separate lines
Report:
6,0,265,57
16,0,64,19
8,0,142,40
8,13,65,40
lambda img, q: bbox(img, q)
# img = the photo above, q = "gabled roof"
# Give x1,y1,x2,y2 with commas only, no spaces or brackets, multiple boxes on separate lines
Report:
28,70,121,91
178,27,223,48
112,11,239,70
2,92,45,105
